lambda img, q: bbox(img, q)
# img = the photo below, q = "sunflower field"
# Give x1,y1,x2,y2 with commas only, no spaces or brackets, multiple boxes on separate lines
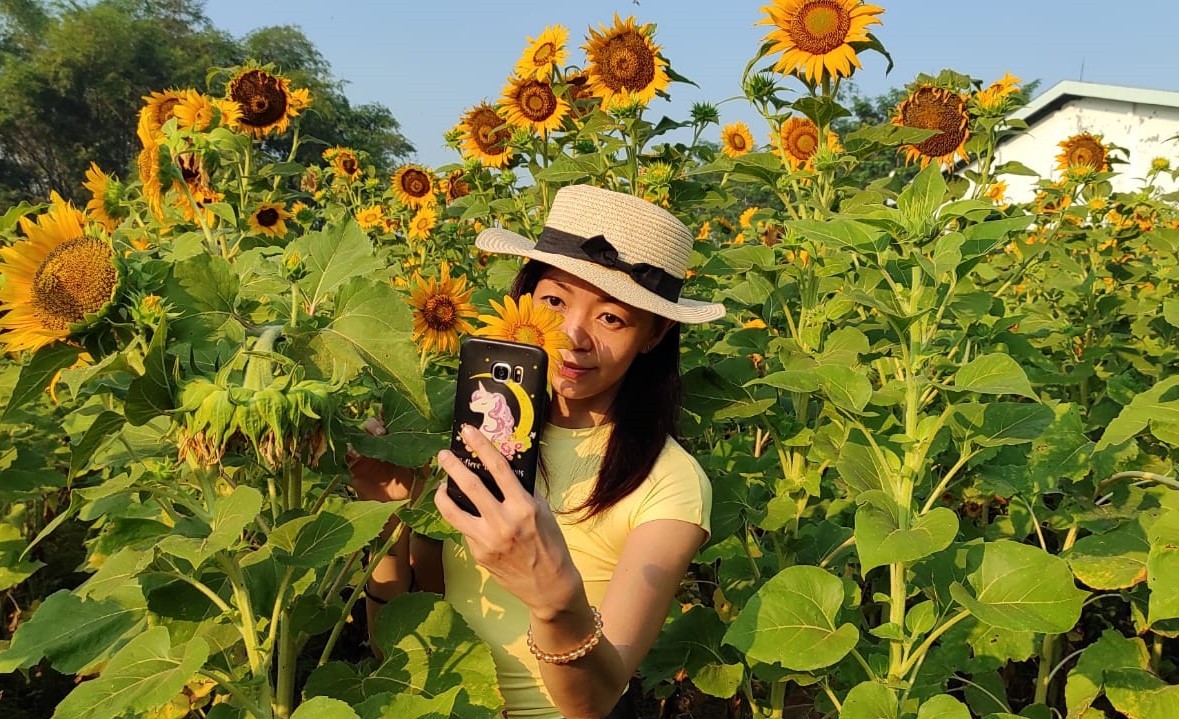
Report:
3,2,1179,718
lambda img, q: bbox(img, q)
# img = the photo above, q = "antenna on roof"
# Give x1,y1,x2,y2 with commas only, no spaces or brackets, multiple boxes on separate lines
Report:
1079,58,1085,82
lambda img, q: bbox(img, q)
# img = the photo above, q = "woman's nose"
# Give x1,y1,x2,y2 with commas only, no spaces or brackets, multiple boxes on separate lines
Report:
562,313,592,350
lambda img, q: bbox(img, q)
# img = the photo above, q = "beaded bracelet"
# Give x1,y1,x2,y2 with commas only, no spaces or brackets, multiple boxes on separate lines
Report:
526,606,604,665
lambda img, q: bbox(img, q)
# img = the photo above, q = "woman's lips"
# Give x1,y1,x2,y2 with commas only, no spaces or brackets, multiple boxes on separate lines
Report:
558,363,591,380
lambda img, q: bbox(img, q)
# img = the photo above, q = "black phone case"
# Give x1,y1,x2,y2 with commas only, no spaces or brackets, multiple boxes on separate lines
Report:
448,337,549,515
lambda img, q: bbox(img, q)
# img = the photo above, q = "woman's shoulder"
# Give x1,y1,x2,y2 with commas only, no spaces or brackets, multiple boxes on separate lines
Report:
642,435,711,494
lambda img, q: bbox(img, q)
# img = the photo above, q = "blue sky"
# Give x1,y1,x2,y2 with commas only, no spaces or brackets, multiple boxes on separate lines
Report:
202,1,1179,169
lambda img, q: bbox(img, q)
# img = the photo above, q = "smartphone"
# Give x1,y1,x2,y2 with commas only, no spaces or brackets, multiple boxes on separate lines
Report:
447,336,549,515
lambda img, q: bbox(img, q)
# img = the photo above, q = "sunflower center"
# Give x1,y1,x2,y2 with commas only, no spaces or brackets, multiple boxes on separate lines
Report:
154,97,182,128
400,168,432,198
341,156,358,175
730,133,748,151
791,1,852,54
1065,138,1105,168
785,125,819,159
230,69,289,128
901,87,968,159
32,237,116,330
533,42,556,64
599,31,656,92
518,81,559,121
423,295,458,330
511,324,543,346
470,108,511,154
446,170,471,201
256,208,280,227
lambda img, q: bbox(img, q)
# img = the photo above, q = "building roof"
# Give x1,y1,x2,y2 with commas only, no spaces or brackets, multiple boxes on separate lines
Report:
1015,80,1179,125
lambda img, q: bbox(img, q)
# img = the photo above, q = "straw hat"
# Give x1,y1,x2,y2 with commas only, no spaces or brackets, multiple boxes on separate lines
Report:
476,185,725,324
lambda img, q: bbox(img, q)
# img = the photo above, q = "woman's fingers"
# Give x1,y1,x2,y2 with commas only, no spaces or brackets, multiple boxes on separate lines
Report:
456,425,531,501
436,446,501,518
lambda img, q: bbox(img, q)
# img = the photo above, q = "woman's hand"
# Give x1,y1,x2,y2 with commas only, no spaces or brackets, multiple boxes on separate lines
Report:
435,424,585,620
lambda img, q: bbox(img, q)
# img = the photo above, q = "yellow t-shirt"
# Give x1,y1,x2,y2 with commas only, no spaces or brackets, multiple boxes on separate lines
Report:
442,422,712,718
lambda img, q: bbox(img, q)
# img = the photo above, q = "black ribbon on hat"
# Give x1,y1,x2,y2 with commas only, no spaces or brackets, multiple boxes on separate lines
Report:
533,227,684,302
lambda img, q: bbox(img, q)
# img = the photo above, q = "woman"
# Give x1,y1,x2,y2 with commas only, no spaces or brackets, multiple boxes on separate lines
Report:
351,184,725,719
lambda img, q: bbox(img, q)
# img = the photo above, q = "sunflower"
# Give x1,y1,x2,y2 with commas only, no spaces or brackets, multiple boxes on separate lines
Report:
392,165,436,209
407,206,438,241
973,72,1021,114
984,180,1008,207
583,14,670,109
323,147,363,181
136,144,170,219
355,204,385,230
775,116,840,171
83,163,126,233
407,263,478,355
894,85,970,169
172,91,216,132
460,103,513,168
137,89,188,146
0,195,120,354
563,71,599,119
758,0,884,85
248,203,290,238
1056,133,1109,173
516,25,569,81
501,76,570,136
226,67,306,139
442,169,471,203
720,122,755,158
476,294,573,381
739,206,761,229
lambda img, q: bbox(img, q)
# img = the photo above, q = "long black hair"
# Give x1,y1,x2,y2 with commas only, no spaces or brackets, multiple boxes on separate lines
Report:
511,261,682,518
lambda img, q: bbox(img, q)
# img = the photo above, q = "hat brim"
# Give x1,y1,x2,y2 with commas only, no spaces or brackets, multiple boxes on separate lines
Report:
477,227,726,324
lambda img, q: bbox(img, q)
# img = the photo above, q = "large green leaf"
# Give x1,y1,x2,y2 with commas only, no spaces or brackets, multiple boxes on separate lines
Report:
1064,630,1149,719
1062,521,1150,590
76,547,152,601
642,605,743,698
355,688,462,719
270,500,398,568
836,440,898,496
1146,509,1179,624
951,354,1037,399
0,343,81,424
348,387,448,468
854,496,958,572
723,566,859,670
1104,668,1179,719
305,594,500,719
0,523,44,591
164,254,243,370
839,681,897,719
1020,402,1094,492
916,695,970,719
790,218,888,254
817,364,873,413
157,486,263,569
307,277,427,412
949,541,1087,633
952,402,1055,447
51,626,208,719
69,410,125,479
291,697,361,719
290,218,384,310
1096,376,1179,451
125,317,174,425
960,216,1033,259
0,587,147,674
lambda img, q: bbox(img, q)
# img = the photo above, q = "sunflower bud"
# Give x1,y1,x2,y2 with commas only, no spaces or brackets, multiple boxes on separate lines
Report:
690,102,720,127
1150,157,1171,173
131,292,171,328
743,73,780,104
283,250,308,281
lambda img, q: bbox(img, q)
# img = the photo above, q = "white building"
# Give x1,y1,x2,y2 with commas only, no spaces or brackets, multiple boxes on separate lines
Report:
975,81,1179,201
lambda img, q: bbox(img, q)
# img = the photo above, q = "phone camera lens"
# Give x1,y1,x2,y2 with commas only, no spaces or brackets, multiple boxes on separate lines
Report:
492,363,510,381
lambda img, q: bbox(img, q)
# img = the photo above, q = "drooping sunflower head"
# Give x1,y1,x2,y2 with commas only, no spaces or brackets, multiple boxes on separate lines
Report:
894,85,970,170
442,169,471,204
392,165,437,209
476,294,573,381
0,195,120,353
501,76,571,136
720,122,755,158
758,0,885,85
355,204,385,230
226,67,305,139
1056,133,1110,174
460,103,513,168
407,263,477,356
83,163,127,233
516,25,569,81
407,206,438,241
248,203,290,238
582,14,670,110
137,89,188,146
136,144,173,219
739,206,762,229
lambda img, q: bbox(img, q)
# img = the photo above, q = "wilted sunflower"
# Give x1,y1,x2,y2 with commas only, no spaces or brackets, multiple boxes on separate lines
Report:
442,169,471,203
894,85,970,169
355,204,385,230
0,195,120,354
137,89,188,146
476,294,573,381
226,67,308,139
1056,133,1109,173
408,206,438,241
583,14,670,109
501,76,570,136
392,165,436,209
758,0,884,85
407,263,477,355
775,116,840,171
248,203,290,238
721,122,755,158
83,163,126,233
516,25,569,81
323,146,363,181
460,103,513,168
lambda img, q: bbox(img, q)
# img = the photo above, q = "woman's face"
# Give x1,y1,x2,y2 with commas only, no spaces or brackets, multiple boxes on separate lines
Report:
534,268,670,426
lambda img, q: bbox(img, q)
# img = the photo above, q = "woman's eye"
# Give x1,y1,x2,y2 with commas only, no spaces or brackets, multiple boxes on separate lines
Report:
600,313,623,327
540,295,564,309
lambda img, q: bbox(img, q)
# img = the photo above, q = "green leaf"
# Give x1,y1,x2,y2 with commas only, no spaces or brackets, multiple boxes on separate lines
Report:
1096,376,1179,451
69,410,125,479
349,388,447,468
291,697,361,719
839,681,897,719
949,541,1087,633
51,627,208,719
355,688,461,719
1146,509,1179,625
291,218,384,310
749,369,821,393
0,343,80,424
165,254,243,369
855,498,958,572
157,486,263,569
960,216,1032,259
0,587,147,674
1104,668,1179,719
125,317,174,425
952,354,1037,399
308,277,427,412
1063,521,1150,590
952,402,1055,447
898,164,949,233
916,695,971,719
723,566,859,671
270,500,398,568
817,364,873,413
76,547,152,601
0,523,44,591
1064,630,1149,719
642,605,743,697
836,441,897,495
790,218,888,254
